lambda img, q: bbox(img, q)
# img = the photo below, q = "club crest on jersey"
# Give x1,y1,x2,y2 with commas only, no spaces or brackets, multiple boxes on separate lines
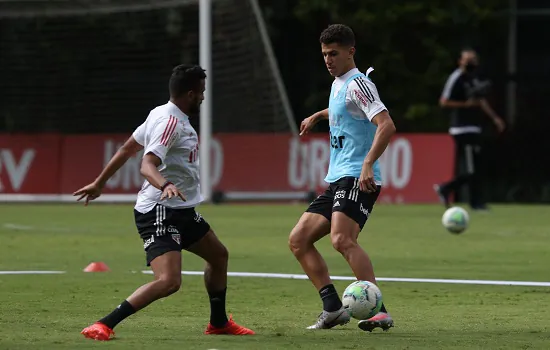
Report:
171,234,181,245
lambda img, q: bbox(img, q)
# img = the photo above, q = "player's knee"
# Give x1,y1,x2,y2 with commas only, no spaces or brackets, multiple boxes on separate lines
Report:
331,233,357,255
157,275,181,296
208,240,229,268
217,243,229,264
288,226,311,256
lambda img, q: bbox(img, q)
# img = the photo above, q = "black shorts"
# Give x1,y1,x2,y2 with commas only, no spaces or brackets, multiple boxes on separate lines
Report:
306,176,380,230
134,204,211,266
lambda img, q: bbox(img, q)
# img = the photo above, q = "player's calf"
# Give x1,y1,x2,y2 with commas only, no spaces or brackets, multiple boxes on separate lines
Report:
82,275,182,341
187,230,229,295
126,251,182,307
288,213,333,289
203,253,229,328
331,232,377,283
187,230,252,332
330,212,391,317
81,251,182,340
330,213,377,284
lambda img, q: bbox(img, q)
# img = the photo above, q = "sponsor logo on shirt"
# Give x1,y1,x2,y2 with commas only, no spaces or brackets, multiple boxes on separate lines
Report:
354,89,369,107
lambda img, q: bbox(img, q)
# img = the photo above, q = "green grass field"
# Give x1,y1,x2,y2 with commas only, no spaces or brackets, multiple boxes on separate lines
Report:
1,203,549,349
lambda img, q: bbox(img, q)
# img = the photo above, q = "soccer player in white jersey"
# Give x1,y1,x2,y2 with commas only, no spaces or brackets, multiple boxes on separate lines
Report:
288,24,396,331
74,64,254,340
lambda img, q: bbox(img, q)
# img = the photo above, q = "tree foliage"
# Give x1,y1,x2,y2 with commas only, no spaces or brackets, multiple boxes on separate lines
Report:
269,0,508,131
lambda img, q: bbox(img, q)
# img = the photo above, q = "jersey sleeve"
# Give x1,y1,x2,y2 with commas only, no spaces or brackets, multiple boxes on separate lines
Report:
441,72,462,100
348,78,388,121
132,121,147,146
143,115,180,163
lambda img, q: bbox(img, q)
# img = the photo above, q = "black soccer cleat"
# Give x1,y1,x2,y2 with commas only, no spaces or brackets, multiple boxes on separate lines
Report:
433,184,450,208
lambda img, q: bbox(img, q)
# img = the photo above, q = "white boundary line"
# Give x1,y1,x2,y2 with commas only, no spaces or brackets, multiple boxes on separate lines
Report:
140,270,550,287
2,270,549,287
0,271,66,275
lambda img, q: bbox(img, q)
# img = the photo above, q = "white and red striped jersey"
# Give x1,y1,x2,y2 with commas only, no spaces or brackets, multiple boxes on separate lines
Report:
331,67,387,122
132,101,202,213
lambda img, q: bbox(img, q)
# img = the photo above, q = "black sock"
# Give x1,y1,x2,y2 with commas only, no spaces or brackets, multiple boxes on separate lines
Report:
98,300,136,329
380,303,388,313
319,284,343,312
209,288,229,328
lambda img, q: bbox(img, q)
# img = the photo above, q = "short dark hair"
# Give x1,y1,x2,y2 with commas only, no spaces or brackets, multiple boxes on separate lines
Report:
459,47,477,58
319,24,355,47
169,64,206,98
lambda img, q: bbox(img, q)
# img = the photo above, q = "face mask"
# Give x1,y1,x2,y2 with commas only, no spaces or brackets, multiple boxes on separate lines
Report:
465,62,477,73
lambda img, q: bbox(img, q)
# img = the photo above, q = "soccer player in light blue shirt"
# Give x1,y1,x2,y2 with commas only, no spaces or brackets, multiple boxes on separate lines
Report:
288,24,396,331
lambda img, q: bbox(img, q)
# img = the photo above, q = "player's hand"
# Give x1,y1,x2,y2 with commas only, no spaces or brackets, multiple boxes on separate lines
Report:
73,181,103,206
493,117,506,133
160,183,186,201
299,114,318,136
359,162,377,193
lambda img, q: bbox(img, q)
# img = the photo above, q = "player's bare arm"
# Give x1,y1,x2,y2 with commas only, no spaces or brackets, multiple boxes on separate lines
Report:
300,108,328,136
140,153,186,201
73,136,143,205
360,111,396,193
479,98,506,133
314,108,329,120
442,97,504,132
439,97,479,109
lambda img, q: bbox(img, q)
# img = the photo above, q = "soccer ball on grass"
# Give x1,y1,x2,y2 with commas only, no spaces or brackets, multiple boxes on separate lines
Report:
442,206,469,234
342,280,383,320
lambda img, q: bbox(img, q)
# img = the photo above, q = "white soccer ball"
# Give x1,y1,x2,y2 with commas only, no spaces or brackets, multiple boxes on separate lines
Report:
442,206,469,234
342,280,383,320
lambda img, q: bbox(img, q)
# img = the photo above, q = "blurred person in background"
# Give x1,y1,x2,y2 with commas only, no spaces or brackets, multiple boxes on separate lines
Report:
435,48,506,211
